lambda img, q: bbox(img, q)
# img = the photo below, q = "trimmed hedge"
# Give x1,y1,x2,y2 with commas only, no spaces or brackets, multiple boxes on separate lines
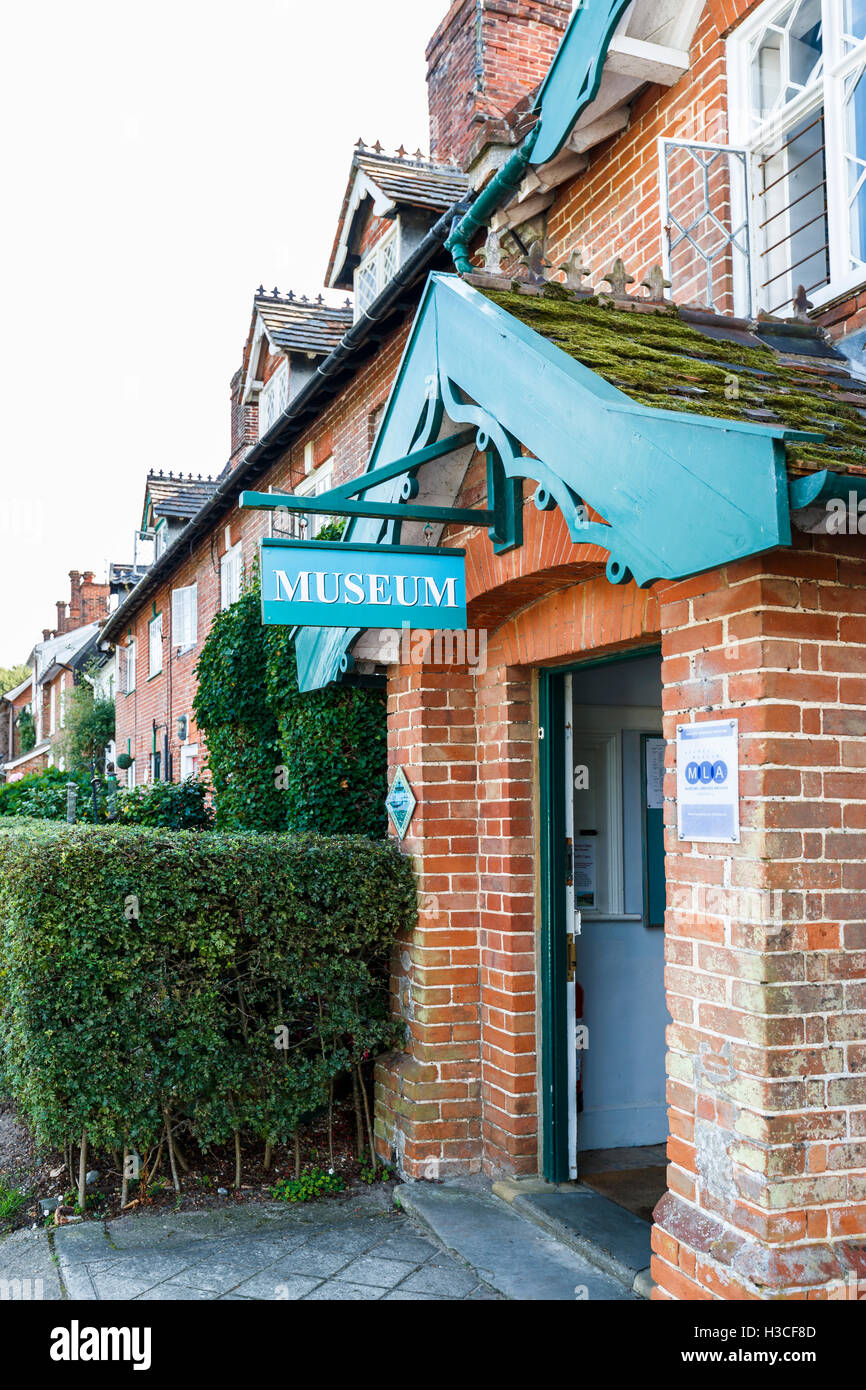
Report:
0,769,213,831
0,821,414,1176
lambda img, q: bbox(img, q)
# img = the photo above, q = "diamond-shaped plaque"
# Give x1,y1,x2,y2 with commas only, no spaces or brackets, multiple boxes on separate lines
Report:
386,767,416,841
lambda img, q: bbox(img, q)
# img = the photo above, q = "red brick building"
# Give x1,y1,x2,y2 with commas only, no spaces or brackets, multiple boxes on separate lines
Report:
103,0,866,1301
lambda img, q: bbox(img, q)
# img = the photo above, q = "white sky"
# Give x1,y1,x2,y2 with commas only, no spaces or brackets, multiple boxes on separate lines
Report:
0,0,450,665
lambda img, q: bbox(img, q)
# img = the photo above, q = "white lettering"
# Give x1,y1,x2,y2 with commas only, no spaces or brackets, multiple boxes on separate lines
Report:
368,575,391,605
275,570,310,602
314,571,340,604
395,575,420,606
423,576,457,609
48,1322,152,1372
344,573,365,604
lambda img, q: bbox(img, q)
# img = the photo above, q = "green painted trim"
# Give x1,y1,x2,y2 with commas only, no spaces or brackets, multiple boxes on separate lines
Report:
789,468,866,509
260,538,466,558
531,0,633,166
543,642,663,680
241,489,493,528
445,128,541,275
539,669,569,1183
327,429,477,502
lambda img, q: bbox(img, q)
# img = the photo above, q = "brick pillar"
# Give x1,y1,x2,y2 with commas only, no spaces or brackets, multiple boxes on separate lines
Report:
375,658,483,1179
653,540,866,1300
476,662,538,1174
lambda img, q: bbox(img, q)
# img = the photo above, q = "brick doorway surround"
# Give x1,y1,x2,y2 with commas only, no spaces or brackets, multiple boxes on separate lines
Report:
375,521,866,1300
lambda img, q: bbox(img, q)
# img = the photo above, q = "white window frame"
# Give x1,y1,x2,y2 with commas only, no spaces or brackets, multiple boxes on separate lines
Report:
258,359,289,440
59,673,67,729
154,519,168,560
220,541,243,610
353,224,400,320
271,458,335,539
49,682,56,735
179,742,199,780
171,582,198,653
148,613,163,678
729,0,866,314
125,640,137,695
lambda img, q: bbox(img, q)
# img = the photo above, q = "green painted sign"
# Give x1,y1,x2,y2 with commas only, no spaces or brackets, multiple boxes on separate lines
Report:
385,767,416,841
260,538,467,630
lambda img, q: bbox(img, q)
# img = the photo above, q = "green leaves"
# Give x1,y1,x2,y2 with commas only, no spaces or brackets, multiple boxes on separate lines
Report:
0,821,415,1156
193,574,387,837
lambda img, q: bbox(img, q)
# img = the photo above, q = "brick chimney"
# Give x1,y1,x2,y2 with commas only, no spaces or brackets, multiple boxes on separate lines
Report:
229,368,258,470
67,570,82,629
426,0,570,170
78,572,109,626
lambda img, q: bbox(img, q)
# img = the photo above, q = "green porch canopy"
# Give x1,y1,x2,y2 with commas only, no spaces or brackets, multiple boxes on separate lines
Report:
245,272,866,692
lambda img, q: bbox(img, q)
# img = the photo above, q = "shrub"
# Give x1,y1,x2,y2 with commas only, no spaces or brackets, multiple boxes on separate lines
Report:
16,709,35,755
0,767,94,821
116,778,213,830
193,581,285,832
57,677,115,774
194,575,387,836
0,821,414,1186
0,769,212,831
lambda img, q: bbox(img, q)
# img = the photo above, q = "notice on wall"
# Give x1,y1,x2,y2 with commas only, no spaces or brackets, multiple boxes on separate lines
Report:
676,720,740,843
645,738,666,810
573,837,596,910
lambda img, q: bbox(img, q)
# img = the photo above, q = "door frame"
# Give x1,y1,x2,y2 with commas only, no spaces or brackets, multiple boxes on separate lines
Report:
538,644,662,1183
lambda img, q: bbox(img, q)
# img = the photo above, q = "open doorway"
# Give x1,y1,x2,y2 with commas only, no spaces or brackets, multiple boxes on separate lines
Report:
540,651,669,1222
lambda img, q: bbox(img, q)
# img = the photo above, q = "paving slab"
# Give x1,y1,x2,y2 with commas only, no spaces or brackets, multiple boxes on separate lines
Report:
510,1187,653,1293
396,1181,637,1302
0,1227,64,1301
0,1189,503,1301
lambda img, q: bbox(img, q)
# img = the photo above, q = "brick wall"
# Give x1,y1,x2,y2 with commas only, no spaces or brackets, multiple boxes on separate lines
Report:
427,0,569,168
113,319,411,783
652,534,866,1300
545,1,752,302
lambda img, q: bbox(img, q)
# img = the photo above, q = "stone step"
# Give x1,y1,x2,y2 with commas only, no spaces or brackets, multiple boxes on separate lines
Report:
395,1179,638,1302
494,1181,653,1298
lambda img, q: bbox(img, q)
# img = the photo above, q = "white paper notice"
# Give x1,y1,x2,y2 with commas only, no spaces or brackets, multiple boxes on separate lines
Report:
676,719,740,843
645,738,665,810
574,838,596,910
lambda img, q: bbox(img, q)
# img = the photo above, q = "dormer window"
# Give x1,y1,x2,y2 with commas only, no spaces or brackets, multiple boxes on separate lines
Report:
353,226,399,318
258,361,289,439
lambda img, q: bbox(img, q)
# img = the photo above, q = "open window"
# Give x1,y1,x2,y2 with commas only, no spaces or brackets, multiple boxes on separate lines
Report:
727,0,866,315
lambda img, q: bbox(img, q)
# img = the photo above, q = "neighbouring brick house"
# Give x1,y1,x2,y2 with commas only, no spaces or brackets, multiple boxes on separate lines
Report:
101,0,866,1302
2,568,143,782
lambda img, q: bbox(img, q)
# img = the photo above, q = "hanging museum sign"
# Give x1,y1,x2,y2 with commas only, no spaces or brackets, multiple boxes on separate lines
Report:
259,539,467,630
676,719,740,844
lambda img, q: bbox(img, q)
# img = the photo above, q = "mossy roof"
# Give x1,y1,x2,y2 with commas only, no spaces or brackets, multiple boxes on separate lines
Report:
480,285,866,479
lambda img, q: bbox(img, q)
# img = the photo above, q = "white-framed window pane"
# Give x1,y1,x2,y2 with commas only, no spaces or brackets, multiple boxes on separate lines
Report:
755,106,829,313
258,363,288,440
844,63,866,266
220,544,242,609
126,641,136,694
844,0,866,50
149,614,163,676
356,260,378,313
382,236,397,282
171,583,198,651
180,742,199,780
748,0,824,125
